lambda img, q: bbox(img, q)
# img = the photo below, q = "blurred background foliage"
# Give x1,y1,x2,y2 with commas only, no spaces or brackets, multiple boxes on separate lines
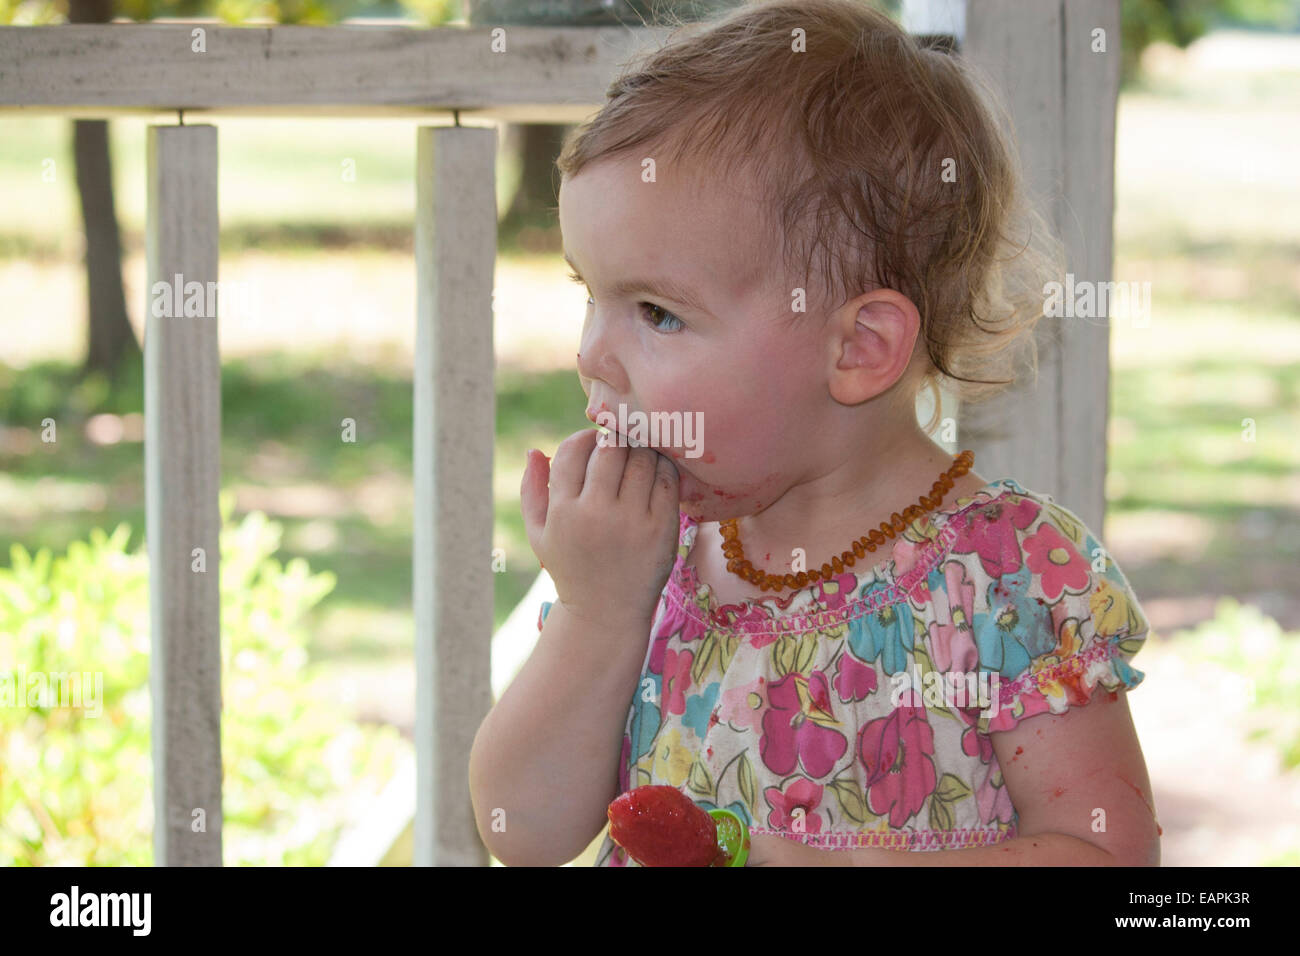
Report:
0,496,406,865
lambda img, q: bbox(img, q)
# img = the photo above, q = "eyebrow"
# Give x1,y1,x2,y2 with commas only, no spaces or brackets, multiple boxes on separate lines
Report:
563,251,710,316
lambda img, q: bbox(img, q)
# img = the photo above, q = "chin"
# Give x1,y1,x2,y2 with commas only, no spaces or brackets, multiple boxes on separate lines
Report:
677,477,759,523
675,467,781,523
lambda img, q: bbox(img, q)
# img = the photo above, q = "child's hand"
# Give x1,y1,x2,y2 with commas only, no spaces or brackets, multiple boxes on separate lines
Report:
521,427,681,629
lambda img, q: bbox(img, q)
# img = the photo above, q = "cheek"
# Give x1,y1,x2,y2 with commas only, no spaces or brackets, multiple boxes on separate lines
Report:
654,392,774,470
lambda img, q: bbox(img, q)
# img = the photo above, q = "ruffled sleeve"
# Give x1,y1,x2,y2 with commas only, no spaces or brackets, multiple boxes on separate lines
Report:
972,495,1151,735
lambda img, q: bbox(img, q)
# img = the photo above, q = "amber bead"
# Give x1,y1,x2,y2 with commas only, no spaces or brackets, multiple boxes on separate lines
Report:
869,529,886,545
795,571,809,587
852,541,866,557
831,555,844,574
842,551,855,567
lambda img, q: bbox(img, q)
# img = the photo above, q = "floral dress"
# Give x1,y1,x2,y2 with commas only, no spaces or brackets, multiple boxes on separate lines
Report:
536,477,1151,866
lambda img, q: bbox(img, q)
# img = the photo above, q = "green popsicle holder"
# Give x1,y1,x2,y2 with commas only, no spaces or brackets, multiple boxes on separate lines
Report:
709,808,750,867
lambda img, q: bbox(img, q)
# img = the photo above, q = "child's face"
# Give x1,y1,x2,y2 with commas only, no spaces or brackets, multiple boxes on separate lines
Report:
558,156,833,523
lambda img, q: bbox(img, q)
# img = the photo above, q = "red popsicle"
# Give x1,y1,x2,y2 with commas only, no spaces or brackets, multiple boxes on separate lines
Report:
607,785,722,867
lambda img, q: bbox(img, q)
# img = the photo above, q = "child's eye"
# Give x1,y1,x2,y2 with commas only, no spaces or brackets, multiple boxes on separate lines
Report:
641,303,684,333
569,270,683,333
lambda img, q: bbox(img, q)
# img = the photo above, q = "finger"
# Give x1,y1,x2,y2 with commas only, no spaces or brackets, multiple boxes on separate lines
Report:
520,449,550,555
616,446,659,502
649,451,680,513
583,427,629,502
548,427,600,501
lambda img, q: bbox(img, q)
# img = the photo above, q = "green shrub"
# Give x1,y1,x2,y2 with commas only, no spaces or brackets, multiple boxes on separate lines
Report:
0,492,407,865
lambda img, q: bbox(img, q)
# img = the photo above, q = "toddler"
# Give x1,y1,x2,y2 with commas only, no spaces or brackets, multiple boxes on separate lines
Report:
469,0,1157,867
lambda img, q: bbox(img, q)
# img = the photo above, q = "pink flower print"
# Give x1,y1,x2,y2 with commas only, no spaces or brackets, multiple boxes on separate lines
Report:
951,496,1040,579
763,778,827,833
662,648,694,717
817,571,859,612
760,671,849,779
657,593,708,649
717,677,767,734
972,761,1015,825
648,630,672,675
890,535,925,578
832,650,877,703
647,599,705,674
1024,522,1090,602
952,706,1012,824
858,706,938,827
955,704,993,762
928,559,980,675
721,602,780,647
618,734,631,793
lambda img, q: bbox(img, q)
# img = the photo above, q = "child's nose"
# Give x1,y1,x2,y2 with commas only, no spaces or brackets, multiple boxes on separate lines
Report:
576,338,624,395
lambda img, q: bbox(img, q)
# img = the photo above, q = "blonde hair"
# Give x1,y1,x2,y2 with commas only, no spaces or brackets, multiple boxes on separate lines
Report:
555,0,1066,433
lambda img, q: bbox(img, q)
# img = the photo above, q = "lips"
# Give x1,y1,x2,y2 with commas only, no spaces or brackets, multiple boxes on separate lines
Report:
587,407,647,449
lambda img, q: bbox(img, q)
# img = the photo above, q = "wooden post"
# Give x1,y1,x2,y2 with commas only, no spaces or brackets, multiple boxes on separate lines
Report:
413,125,497,867
960,0,1120,533
145,124,222,867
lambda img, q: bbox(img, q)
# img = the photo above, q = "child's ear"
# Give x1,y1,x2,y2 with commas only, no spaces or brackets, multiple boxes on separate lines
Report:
827,290,921,406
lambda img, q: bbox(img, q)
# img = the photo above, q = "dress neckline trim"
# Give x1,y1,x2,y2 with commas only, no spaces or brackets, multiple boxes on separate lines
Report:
669,477,1028,635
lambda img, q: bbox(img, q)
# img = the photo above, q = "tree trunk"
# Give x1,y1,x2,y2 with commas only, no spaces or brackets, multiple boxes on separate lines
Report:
499,123,570,249
70,0,139,382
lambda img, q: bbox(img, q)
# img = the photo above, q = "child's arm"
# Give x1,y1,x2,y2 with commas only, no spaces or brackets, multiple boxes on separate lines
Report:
469,428,682,866
468,599,655,867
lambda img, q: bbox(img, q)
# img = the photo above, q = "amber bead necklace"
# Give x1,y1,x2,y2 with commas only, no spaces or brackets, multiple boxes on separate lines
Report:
718,450,975,593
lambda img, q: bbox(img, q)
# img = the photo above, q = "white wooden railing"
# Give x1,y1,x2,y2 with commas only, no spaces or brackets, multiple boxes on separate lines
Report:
0,0,1119,866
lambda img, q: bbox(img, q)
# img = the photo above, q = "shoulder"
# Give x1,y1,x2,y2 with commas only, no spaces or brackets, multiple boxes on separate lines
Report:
945,477,1141,614
936,479,1151,730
